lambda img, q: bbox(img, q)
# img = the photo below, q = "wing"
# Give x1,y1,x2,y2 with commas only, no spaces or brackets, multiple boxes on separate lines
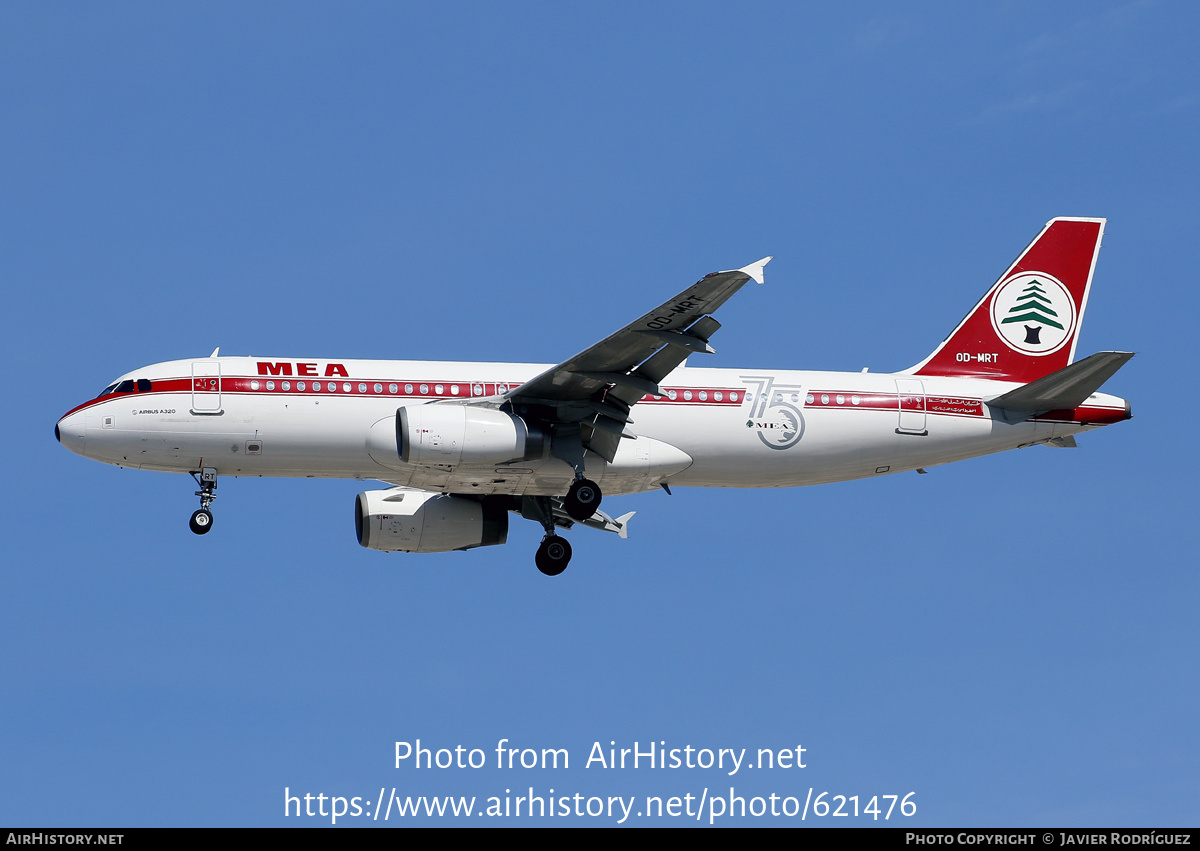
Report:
502,257,771,462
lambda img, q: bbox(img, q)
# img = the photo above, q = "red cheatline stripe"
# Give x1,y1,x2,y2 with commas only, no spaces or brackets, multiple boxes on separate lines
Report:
1032,405,1127,425
60,376,1122,425
805,390,985,418
60,377,749,416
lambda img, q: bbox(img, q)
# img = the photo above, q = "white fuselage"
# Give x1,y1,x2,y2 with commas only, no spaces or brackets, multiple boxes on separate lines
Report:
56,356,1129,497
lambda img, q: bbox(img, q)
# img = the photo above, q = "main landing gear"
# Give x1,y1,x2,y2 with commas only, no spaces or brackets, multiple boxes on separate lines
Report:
535,535,572,577
529,494,574,577
563,477,601,522
189,467,218,535
528,477,601,575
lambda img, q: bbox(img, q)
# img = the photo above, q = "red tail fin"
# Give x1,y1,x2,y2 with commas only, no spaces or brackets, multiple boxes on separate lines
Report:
911,218,1105,383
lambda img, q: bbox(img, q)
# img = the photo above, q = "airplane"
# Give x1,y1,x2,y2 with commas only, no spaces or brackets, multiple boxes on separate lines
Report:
56,217,1132,575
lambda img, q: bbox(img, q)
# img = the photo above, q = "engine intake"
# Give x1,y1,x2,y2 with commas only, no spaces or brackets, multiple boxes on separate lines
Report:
396,405,544,467
355,489,508,553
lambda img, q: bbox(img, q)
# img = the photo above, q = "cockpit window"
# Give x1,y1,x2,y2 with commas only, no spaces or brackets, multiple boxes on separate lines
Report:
99,383,119,396
136,379,151,392
116,380,135,393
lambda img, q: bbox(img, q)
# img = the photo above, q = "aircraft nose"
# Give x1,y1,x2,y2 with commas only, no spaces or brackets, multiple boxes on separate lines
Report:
56,411,87,456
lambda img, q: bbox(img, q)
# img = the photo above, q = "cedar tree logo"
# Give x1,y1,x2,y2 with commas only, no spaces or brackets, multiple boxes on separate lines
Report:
989,272,1077,356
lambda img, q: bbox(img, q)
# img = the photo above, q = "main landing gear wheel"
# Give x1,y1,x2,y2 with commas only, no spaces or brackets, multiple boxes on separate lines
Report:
535,535,572,576
564,478,602,521
189,508,214,535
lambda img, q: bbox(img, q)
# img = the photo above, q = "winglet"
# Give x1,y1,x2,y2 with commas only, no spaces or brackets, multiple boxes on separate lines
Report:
739,256,772,285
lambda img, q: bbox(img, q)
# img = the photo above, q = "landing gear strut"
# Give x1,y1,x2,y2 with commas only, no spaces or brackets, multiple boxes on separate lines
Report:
531,495,572,576
551,428,602,522
189,467,218,535
563,477,602,522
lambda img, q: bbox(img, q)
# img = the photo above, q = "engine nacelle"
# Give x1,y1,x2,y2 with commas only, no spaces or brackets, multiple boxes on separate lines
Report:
355,489,508,553
397,405,544,467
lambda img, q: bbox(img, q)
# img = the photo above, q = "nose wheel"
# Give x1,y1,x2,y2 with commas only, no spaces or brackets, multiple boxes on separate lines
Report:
189,508,214,534
189,467,218,536
563,477,601,521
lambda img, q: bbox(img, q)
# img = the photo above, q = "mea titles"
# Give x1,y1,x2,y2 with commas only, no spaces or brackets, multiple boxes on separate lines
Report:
395,739,807,776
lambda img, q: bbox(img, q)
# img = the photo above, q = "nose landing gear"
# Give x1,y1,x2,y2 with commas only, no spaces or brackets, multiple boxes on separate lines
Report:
189,467,218,535
189,508,213,534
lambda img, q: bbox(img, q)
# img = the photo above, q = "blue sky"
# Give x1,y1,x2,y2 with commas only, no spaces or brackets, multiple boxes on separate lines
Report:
3,2,1197,827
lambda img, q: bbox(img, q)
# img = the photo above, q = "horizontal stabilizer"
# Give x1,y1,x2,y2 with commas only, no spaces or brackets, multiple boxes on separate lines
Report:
988,351,1134,413
1044,436,1078,448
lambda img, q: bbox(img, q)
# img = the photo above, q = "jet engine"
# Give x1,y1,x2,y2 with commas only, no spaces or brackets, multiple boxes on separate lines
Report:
355,488,508,553
396,405,545,467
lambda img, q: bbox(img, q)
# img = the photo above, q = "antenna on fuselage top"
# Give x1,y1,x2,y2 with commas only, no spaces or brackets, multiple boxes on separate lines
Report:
209,347,220,357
